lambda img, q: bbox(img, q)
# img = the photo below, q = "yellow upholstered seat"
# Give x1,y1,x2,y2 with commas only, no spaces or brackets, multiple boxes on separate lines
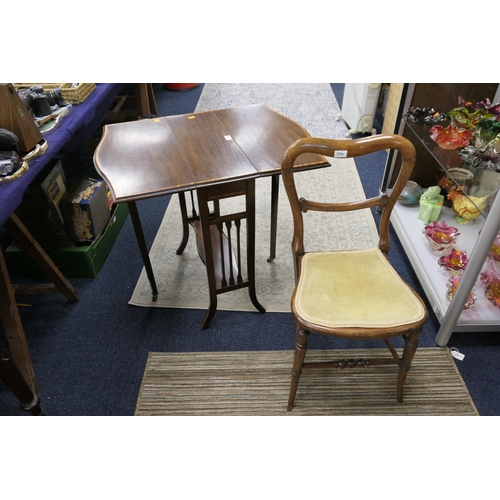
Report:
295,248,426,329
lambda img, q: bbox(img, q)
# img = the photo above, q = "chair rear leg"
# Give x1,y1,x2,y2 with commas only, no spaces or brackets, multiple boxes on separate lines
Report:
397,329,420,403
287,327,309,411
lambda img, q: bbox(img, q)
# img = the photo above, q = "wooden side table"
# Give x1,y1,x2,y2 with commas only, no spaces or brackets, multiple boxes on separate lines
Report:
94,104,329,328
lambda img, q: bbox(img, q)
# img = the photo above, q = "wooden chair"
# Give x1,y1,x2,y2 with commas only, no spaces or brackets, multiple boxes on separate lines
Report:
280,134,428,411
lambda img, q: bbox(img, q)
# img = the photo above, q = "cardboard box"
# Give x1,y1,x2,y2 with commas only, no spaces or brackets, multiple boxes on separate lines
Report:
62,178,110,243
6,203,129,278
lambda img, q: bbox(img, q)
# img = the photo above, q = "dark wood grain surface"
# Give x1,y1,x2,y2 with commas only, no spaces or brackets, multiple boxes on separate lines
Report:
94,118,195,202
166,111,257,184
94,104,328,203
213,104,326,175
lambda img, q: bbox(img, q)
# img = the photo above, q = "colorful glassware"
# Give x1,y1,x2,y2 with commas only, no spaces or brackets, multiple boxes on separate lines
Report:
478,230,500,262
474,118,500,152
479,259,500,308
446,274,476,309
406,107,446,125
423,220,460,255
485,282,500,308
489,233,500,261
430,124,473,150
448,107,491,130
457,96,500,117
480,258,500,286
438,248,468,274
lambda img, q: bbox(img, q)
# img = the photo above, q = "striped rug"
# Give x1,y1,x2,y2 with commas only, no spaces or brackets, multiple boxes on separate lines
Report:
135,348,479,416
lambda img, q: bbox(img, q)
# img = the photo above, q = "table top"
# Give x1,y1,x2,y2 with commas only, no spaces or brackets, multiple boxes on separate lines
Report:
94,104,328,203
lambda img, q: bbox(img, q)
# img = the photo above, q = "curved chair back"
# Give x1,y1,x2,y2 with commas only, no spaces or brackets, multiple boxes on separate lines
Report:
281,134,416,267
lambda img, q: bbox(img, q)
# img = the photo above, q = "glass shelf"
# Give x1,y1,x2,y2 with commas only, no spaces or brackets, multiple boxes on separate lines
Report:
392,117,500,345
405,119,465,170
404,117,500,221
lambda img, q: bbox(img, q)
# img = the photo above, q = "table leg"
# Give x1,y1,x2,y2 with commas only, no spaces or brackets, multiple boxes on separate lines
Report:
4,214,79,302
127,201,158,301
135,83,158,119
268,174,279,262
176,192,190,255
246,179,266,314
0,341,44,415
0,247,41,413
196,188,218,329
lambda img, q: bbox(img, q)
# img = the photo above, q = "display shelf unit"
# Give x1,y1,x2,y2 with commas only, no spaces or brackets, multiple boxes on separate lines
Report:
392,203,499,330
391,119,500,346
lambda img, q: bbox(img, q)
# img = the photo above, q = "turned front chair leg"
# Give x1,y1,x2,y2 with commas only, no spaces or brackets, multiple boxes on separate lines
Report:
397,329,420,403
287,327,309,411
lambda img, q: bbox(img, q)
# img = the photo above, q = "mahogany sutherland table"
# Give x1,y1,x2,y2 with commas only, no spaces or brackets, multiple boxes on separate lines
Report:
94,104,328,328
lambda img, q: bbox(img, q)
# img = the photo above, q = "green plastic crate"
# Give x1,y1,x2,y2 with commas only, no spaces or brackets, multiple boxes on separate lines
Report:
6,203,129,278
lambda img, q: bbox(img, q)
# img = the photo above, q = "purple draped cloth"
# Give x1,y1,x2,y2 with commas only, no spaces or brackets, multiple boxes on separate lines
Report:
0,83,125,225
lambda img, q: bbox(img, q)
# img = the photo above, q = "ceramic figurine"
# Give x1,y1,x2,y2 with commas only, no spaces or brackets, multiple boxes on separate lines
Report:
418,186,444,224
447,191,490,225
398,181,424,205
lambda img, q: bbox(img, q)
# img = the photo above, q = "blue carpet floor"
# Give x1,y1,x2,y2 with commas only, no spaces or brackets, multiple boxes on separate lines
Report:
0,83,498,416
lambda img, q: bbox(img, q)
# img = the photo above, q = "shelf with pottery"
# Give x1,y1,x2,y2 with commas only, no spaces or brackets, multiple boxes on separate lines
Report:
403,119,500,220
392,202,500,331
394,112,500,345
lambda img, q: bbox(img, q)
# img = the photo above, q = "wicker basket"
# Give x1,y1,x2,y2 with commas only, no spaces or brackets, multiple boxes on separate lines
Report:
13,83,96,104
